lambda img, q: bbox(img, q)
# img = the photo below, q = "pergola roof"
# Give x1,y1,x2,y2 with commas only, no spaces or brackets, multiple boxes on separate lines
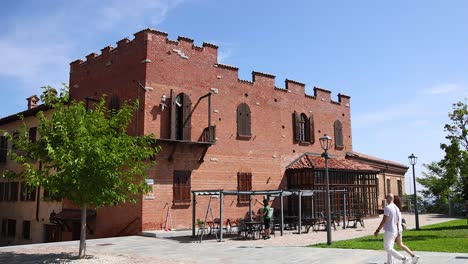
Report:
192,189,315,197
286,153,379,173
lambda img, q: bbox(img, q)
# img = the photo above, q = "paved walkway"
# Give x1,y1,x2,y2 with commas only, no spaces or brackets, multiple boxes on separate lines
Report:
0,214,466,263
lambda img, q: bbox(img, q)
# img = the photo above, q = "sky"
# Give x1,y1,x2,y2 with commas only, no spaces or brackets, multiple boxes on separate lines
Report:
1,0,467,193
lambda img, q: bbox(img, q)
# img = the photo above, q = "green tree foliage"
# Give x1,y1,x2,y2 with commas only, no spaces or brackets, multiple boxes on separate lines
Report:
417,162,451,214
440,99,468,201
3,85,159,258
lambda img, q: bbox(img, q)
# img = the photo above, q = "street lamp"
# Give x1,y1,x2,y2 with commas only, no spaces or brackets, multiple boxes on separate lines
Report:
408,153,420,230
320,134,332,245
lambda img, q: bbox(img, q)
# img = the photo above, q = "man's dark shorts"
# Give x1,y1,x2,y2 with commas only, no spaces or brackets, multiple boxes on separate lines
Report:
264,218,271,229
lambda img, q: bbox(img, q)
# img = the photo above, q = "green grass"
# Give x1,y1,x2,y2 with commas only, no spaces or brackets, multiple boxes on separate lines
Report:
311,219,468,253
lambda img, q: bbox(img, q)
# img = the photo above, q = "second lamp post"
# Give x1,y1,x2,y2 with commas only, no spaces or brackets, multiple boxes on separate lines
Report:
319,134,333,245
408,153,420,230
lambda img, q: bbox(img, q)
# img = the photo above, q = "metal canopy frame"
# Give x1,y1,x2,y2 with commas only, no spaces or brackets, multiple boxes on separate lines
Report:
191,189,347,241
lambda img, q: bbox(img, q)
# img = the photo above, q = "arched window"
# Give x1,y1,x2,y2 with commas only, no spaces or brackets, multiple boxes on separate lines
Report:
334,120,343,149
299,113,307,142
170,93,192,141
237,103,251,139
293,111,314,143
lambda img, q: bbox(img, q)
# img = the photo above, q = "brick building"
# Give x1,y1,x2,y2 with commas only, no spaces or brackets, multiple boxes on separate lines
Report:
0,28,408,245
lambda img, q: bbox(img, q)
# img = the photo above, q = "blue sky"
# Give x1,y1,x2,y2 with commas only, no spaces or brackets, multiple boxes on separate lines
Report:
1,0,467,192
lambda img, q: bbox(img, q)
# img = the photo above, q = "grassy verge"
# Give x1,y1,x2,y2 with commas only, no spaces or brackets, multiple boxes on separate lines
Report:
311,219,468,253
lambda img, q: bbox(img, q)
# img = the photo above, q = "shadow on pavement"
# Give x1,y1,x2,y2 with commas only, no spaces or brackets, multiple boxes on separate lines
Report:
0,251,82,264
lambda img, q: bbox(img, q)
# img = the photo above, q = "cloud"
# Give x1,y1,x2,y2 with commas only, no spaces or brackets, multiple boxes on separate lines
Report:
0,0,183,92
423,83,464,95
218,49,232,63
354,102,420,127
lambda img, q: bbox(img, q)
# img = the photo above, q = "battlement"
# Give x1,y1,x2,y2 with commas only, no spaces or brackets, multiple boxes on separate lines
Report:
69,28,350,107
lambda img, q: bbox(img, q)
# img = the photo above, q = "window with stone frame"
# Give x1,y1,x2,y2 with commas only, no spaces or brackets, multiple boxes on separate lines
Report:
386,178,391,195
173,170,191,204
334,120,344,149
397,180,402,197
237,172,252,205
236,103,251,139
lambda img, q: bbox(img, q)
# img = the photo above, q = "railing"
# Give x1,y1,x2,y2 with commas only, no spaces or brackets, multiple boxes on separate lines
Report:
200,125,216,144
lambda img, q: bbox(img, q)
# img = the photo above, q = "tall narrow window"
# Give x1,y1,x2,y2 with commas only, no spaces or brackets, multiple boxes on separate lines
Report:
236,103,251,139
237,172,252,205
334,120,344,149
109,95,121,111
299,114,307,142
173,170,191,204
28,127,37,143
293,112,314,144
20,183,36,202
172,93,192,141
386,178,391,195
397,180,402,197
0,136,8,163
22,221,30,239
8,182,19,202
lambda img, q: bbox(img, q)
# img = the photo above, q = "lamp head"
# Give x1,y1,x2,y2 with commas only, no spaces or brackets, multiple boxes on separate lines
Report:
408,153,417,165
319,134,332,152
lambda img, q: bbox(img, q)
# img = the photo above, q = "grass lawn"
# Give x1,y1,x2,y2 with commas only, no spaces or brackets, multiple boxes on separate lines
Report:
311,219,468,253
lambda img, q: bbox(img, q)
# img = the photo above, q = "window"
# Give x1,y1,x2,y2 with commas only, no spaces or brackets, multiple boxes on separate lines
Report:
20,183,36,202
109,95,121,111
236,103,251,139
334,120,344,149
293,112,314,143
11,131,19,152
22,221,30,239
28,127,37,143
173,170,191,203
171,92,192,141
0,136,7,163
7,219,16,237
397,180,402,197
386,178,391,195
237,172,252,205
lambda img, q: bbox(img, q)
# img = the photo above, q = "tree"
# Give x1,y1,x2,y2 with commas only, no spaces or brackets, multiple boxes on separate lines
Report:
417,162,453,214
440,99,468,201
3,86,158,258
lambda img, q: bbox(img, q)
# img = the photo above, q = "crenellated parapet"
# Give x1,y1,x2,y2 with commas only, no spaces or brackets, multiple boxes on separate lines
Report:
69,28,350,107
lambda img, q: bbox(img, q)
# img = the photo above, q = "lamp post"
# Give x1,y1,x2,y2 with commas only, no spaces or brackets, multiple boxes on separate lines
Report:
408,153,420,230
320,134,332,245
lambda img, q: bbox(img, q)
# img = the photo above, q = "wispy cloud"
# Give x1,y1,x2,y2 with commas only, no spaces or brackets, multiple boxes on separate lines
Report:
423,83,464,95
218,49,232,63
0,0,182,92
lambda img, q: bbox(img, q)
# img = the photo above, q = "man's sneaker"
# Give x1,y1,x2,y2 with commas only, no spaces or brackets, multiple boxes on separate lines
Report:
402,257,409,264
411,255,420,264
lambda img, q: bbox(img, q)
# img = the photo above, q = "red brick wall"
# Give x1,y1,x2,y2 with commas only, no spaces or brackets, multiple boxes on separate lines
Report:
70,29,353,232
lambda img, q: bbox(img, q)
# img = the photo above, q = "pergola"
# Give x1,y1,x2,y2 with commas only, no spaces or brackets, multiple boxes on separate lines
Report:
191,189,348,241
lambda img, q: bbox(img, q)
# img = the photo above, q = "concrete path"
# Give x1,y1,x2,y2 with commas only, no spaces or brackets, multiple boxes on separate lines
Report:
0,214,466,263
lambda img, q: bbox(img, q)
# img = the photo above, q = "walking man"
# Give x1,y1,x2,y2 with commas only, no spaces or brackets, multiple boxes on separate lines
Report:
374,194,409,264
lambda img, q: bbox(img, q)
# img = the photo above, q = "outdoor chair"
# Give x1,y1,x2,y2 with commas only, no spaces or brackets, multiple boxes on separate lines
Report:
347,212,365,228
196,219,209,236
227,218,240,235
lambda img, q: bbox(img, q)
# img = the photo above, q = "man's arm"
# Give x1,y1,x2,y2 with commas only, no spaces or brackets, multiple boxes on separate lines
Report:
374,215,388,237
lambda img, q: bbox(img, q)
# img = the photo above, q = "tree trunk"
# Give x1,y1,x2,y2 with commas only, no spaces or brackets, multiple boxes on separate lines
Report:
78,204,87,258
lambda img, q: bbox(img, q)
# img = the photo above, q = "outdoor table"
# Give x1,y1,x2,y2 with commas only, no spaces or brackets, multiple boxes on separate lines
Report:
243,220,263,240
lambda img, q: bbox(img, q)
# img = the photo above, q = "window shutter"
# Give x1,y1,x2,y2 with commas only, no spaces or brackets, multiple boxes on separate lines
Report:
293,111,300,141
334,120,343,149
237,103,251,138
28,127,37,143
182,94,192,141
309,115,315,143
170,89,176,140
20,183,26,201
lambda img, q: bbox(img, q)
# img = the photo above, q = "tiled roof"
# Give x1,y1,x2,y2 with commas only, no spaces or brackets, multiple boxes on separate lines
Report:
287,153,379,173
346,151,408,169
